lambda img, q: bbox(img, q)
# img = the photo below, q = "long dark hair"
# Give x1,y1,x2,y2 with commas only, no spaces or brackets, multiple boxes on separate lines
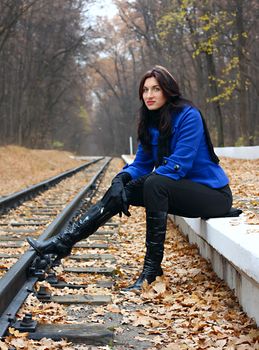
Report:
137,65,219,164
138,66,192,164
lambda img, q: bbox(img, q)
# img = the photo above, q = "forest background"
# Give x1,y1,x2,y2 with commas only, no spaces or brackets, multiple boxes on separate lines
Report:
0,0,258,156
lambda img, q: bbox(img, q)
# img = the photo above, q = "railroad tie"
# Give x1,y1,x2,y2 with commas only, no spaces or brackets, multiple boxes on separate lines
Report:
0,157,119,345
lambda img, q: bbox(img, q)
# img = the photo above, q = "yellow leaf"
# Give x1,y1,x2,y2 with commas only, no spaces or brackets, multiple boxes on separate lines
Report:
8,327,28,337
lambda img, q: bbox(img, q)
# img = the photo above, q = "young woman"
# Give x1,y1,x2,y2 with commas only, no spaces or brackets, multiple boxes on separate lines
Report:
27,65,237,291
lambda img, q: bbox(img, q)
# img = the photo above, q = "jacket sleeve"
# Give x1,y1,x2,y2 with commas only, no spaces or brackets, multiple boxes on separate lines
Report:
155,108,203,180
120,143,155,179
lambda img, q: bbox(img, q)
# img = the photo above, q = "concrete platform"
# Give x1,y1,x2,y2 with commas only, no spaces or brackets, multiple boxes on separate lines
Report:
214,145,259,159
122,146,259,324
171,214,259,325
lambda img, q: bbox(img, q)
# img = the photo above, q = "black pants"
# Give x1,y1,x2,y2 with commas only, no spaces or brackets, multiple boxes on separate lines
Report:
125,174,232,218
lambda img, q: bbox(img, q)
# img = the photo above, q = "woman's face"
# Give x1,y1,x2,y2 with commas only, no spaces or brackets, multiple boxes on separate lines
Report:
142,77,167,110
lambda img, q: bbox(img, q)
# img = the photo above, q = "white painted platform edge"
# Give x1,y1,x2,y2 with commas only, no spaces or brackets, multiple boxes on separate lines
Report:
121,154,134,164
171,214,259,325
214,146,259,159
123,145,259,162
172,215,259,283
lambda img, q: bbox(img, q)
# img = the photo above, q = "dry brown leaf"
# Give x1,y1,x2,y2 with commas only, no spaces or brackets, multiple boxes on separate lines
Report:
106,304,121,313
152,279,167,295
134,336,151,342
235,335,254,345
215,339,227,347
115,326,124,333
133,315,151,327
151,335,164,344
0,340,8,350
9,338,28,348
161,343,182,350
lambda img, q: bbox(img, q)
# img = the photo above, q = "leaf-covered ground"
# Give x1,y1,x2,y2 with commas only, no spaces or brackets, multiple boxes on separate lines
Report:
0,146,86,197
0,150,258,349
220,157,259,224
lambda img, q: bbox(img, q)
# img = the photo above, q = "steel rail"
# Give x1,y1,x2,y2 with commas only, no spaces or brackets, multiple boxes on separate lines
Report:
0,156,104,213
0,156,111,337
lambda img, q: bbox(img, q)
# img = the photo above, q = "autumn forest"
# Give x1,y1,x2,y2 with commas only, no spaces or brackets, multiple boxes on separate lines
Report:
0,0,258,155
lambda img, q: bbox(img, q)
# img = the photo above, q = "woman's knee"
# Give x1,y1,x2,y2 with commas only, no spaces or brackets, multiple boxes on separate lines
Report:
143,174,169,210
143,174,171,198
124,175,148,207
143,174,168,191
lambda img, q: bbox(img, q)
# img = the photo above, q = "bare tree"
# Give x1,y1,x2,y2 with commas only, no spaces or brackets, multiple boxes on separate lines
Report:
0,0,93,151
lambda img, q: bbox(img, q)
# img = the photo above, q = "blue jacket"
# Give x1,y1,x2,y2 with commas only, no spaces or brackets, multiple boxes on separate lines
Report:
122,106,229,189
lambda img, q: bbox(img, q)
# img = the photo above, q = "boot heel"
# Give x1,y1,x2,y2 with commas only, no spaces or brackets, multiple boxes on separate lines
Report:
27,237,43,255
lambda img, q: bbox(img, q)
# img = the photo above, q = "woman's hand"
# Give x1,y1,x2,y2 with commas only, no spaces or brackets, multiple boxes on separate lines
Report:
110,172,131,216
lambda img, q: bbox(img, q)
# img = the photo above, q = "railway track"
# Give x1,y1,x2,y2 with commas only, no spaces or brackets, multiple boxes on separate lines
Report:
1,156,258,349
0,156,117,345
0,156,103,214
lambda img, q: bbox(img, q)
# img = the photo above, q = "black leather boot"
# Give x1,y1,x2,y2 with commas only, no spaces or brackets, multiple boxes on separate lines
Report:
27,172,132,260
27,199,119,260
123,210,167,291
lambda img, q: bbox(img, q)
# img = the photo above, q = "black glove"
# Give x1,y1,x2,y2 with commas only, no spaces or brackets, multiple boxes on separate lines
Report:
110,172,132,217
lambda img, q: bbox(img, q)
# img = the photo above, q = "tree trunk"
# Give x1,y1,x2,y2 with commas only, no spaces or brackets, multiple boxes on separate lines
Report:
235,0,250,145
205,53,224,146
